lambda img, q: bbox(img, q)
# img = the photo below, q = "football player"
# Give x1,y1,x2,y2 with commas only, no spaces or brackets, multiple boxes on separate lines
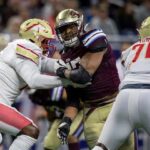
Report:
30,87,86,150
29,43,87,150
92,16,150,150
55,9,135,150
0,18,85,150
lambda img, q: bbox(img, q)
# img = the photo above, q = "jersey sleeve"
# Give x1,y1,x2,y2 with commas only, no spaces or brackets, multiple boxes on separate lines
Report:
15,43,40,65
14,58,63,89
83,29,108,52
41,56,58,74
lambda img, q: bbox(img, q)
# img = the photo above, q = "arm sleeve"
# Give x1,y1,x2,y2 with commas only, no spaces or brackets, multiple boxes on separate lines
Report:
41,56,58,74
14,58,63,89
69,65,92,84
65,87,80,110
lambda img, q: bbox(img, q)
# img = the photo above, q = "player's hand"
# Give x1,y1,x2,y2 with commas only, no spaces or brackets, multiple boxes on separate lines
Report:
54,59,67,75
57,117,72,144
56,66,67,78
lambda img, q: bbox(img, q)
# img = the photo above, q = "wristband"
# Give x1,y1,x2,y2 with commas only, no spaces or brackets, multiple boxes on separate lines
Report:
62,116,72,126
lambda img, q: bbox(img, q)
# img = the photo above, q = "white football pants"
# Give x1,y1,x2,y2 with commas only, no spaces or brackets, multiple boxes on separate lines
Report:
96,89,150,150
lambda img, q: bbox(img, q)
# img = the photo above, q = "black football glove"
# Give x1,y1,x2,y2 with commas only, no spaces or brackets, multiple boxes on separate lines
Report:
57,117,72,144
56,67,67,78
54,59,67,78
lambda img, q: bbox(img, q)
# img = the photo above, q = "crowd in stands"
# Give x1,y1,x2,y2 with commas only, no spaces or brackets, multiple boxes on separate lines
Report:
0,0,150,37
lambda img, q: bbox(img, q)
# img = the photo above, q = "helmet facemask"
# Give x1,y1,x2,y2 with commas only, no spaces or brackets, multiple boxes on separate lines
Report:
56,22,80,47
55,9,84,48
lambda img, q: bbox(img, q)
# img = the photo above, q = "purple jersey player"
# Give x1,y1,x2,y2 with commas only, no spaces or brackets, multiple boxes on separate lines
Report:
55,9,135,150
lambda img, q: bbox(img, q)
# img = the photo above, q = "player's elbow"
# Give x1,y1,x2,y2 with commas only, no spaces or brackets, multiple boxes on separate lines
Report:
26,74,40,89
27,81,38,89
70,66,92,84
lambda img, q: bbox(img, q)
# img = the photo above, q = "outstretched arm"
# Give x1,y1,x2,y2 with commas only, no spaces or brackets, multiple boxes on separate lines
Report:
14,58,77,89
57,87,80,144
57,50,106,84
41,56,67,74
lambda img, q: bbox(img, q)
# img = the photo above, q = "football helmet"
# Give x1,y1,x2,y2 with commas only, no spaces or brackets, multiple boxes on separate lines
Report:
19,18,55,50
55,9,84,47
138,16,150,39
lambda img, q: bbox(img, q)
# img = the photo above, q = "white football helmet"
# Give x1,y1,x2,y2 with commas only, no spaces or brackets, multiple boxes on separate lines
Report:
55,9,84,47
19,18,55,50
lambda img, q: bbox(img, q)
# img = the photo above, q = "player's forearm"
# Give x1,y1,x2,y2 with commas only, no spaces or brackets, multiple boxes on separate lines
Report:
57,65,92,84
28,73,63,89
41,57,58,74
64,106,78,121
16,60,65,89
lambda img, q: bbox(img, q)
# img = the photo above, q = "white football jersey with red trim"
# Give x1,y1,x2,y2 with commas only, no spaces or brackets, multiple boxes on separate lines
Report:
0,39,42,105
121,39,150,87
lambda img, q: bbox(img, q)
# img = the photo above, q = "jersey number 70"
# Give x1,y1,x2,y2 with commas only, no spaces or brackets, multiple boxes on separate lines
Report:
132,42,150,62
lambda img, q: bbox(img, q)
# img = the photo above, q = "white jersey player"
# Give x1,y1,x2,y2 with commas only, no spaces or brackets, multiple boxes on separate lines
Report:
0,18,82,150
92,16,150,150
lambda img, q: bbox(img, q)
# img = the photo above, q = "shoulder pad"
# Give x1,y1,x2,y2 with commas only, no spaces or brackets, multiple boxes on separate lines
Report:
82,29,108,52
15,40,41,64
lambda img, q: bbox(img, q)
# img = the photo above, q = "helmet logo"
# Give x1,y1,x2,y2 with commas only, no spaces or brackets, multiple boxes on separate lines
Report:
70,11,80,18
19,18,55,49
25,23,48,34
25,23,39,31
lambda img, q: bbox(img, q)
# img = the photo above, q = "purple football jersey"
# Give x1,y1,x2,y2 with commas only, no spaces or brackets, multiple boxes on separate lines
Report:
61,29,120,102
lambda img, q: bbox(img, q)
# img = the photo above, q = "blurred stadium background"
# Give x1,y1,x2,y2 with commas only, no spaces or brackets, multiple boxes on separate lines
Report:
0,0,150,150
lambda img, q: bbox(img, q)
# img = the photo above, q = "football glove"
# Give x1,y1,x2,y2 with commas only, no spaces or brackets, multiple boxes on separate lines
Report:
54,59,67,74
57,117,72,144
56,67,66,78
